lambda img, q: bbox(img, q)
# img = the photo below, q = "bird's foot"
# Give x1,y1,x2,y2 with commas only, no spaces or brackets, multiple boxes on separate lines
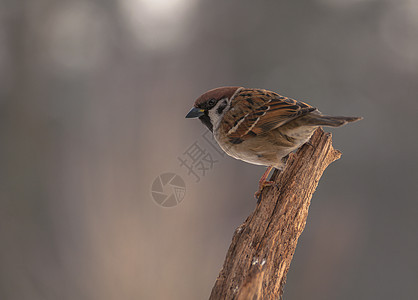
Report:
255,180,275,201
305,140,314,148
255,165,275,202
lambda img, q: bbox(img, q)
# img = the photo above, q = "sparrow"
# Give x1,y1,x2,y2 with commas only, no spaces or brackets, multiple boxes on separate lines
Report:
185,87,362,197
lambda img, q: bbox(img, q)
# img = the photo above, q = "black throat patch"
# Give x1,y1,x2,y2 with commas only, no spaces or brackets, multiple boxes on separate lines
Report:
199,114,213,132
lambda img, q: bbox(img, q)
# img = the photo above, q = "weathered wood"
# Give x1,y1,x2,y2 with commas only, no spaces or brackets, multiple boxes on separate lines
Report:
209,128,341,300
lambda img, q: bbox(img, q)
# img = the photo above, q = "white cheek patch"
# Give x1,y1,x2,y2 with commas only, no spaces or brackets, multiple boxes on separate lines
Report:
209,98,230,131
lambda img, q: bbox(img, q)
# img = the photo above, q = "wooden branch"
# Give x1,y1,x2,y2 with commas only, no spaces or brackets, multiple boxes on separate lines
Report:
209,128,342,300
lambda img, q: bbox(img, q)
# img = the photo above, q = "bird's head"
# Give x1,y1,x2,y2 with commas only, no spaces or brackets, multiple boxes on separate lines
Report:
185,86,241,132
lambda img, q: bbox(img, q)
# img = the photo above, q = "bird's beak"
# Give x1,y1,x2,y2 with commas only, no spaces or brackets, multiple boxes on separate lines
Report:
185,107,205,118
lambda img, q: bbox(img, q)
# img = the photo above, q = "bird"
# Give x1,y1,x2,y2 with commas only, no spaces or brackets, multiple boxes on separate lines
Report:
185,86,362,197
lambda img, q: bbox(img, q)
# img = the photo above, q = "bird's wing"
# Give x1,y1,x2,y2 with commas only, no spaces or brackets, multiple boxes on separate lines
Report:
221,89,316,144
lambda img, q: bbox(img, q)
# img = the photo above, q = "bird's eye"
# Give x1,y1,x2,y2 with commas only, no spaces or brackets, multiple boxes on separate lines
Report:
208,98,217,107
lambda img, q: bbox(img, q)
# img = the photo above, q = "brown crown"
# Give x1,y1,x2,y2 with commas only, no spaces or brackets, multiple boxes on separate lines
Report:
194,86,241,107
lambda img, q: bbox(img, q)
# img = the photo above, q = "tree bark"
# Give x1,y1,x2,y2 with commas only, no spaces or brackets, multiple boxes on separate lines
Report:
209,128,342,300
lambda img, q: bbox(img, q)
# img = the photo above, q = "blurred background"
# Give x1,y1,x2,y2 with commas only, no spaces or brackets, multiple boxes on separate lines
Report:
1,0,417,299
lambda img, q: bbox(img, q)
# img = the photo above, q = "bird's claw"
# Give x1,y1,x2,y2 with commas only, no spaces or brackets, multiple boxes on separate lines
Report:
305,140,314,148
255,180,278,202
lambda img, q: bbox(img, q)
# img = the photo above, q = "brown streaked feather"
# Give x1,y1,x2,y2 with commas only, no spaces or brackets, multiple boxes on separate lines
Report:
221,88,316,143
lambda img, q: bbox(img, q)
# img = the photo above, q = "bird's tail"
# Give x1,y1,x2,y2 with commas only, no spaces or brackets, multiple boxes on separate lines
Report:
306,115,363,127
